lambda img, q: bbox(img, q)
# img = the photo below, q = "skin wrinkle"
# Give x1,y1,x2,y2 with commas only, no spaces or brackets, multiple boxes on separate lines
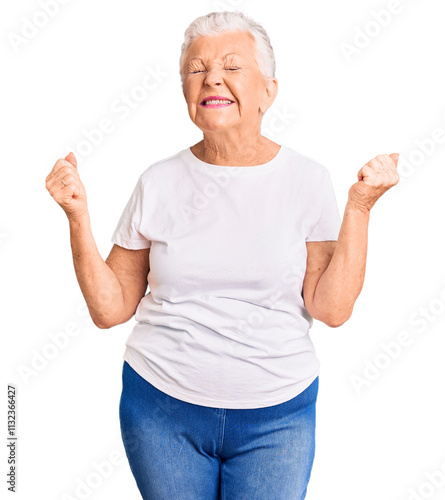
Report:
181,31,280,167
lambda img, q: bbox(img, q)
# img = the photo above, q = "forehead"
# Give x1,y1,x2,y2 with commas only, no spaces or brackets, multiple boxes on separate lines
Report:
184,31,256,62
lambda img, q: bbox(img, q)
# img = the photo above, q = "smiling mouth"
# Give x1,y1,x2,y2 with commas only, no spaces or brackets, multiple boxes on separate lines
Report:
201,99,234,106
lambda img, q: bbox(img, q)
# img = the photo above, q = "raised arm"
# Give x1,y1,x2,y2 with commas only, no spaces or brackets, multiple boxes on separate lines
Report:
69,216,150,328
46,152,150,329
303,153,399,327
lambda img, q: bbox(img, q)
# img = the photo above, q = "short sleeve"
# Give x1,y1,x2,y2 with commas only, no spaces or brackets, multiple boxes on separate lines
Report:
305,170,342,242
111,176,151,250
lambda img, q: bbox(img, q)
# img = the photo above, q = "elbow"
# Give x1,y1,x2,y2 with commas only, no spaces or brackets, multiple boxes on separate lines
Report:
324,310,352,328
307,305,350,328
92,316,114,330
97,323,113,330
93,312,132,329
325,317,347,328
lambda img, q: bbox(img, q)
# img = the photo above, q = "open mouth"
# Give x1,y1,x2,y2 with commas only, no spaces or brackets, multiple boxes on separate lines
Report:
201,99,234,106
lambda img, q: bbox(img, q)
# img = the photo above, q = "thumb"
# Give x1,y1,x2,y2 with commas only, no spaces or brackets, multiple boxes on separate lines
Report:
389,153,399,167
65,151,77,168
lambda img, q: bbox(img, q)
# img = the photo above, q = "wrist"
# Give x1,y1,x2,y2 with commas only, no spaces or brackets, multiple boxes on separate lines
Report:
346,200,371,216
68,212,91,227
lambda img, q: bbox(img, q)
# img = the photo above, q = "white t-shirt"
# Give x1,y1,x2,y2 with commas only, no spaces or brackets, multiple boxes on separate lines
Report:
111,144,342,409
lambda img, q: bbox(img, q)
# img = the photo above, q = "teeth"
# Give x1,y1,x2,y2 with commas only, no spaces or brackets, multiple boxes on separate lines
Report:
204,99,232,105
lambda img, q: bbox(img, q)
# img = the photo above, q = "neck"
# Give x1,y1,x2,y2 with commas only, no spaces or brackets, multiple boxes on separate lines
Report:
192,129,279,166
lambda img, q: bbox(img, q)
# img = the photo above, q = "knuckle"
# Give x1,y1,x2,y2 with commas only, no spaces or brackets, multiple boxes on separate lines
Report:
375,155,386,165
57,160,71,171
61,165,74,176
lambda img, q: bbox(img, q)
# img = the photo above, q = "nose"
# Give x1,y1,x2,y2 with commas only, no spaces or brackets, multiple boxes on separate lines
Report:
203,67,223,87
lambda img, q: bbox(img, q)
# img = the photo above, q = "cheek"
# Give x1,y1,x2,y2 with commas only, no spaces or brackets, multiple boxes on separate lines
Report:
186,85,201,105
183,91,196,111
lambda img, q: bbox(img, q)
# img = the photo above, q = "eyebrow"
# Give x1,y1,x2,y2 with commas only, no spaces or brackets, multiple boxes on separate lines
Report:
187,52,241,63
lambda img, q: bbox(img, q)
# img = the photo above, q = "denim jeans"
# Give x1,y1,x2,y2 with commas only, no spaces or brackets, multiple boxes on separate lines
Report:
119,361,319,499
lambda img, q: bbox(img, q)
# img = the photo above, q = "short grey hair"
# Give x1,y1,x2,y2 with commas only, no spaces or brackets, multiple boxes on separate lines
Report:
179,10,276,86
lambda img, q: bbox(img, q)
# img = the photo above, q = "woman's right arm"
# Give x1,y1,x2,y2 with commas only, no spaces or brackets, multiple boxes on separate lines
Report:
46,152,150,329
69,214,150,329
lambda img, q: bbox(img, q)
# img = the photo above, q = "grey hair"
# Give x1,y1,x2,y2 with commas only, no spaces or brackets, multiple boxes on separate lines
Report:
179,10,276,86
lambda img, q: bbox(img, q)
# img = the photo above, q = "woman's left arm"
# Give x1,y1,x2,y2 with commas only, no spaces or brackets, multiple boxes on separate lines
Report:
303,153,400,327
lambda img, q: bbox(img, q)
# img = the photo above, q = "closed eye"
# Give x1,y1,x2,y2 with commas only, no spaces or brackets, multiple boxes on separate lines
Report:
189,67,240,74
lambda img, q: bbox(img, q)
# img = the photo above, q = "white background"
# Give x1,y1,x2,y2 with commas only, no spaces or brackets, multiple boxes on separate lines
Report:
2,0,445,499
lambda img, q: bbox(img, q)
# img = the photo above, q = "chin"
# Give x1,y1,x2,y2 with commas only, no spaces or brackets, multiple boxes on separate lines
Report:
193,118,236,133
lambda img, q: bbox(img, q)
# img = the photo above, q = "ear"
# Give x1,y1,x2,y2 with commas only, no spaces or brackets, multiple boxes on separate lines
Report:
259,77,278,114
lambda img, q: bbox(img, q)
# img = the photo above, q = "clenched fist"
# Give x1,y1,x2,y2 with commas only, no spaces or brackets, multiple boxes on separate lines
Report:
45,152,88,221
348,153,400,212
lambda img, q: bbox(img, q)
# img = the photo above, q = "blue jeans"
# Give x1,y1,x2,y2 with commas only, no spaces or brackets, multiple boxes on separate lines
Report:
119,361,319,499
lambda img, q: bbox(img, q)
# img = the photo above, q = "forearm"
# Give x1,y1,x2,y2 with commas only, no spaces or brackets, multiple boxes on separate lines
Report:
312,201,370,326
69,214,125,328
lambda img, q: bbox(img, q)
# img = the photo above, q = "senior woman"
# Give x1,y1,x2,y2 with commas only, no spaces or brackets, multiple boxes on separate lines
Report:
45,10,399,500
